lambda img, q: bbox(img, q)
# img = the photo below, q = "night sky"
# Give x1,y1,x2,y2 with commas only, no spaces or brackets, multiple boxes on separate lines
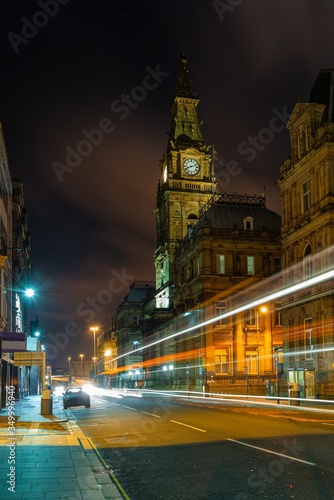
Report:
1,1,334,368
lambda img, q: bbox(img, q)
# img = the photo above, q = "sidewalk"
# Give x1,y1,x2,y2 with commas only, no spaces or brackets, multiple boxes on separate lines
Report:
0,395,125,500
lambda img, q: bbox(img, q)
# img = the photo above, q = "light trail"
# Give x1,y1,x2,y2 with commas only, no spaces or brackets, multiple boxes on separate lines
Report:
109,267,334,365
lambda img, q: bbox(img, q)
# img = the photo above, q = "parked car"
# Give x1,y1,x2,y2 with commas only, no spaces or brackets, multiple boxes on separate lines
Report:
63,387,90,409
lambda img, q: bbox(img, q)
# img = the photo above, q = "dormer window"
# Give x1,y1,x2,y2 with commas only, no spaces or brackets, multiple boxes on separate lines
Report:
243,217,254,231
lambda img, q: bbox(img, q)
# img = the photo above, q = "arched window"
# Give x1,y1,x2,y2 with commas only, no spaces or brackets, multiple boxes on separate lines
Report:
187,213,198,230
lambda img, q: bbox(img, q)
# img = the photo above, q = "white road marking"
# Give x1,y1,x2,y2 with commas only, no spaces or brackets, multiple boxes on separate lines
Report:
141,411,161,418
322,422,334,426
171,420,206,432
227,438,316,465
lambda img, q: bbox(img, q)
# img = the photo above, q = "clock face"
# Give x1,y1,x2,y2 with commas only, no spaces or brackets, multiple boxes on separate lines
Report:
163,166,167,183
183,158,200,176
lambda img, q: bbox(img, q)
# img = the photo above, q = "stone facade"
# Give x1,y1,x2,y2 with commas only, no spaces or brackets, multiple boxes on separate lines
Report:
277,69,334,398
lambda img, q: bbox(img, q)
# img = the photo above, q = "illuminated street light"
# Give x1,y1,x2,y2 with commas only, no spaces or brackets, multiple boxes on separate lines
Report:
25,288,35,297
79,354,84,378
90,326,99,381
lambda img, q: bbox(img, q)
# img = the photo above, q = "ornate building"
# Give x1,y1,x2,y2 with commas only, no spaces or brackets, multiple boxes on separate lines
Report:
171,193,282,390
277,68,334,398
140,52,283,392
114,281,155,387
154,50,215,310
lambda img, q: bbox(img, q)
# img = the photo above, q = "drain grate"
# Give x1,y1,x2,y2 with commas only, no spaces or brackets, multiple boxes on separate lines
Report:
0,435,24,442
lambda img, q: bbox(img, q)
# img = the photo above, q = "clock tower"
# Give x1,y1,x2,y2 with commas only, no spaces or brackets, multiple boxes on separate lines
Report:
154,49,216,309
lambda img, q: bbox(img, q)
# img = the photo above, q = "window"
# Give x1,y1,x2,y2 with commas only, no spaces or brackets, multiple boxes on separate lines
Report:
247,255,255,275
217,254,225,274
304,318,313,359
303,244,312,279
243,217,254,231
133,340,140,351
216,301,227,325
245,349,258,374
302,179,311,213
245,308,256,327
274,257,281,273
275,310,282,327
156,288,169,308
132,315,139,326
215,348,229,373
187,213,198,230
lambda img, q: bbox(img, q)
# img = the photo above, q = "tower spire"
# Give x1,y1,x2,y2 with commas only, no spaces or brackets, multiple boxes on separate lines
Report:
167,46,205,153
175,42,198,99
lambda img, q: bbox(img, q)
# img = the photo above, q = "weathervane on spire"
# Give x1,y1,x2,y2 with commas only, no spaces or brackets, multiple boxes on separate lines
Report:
180,40,187,59
176,41,198,98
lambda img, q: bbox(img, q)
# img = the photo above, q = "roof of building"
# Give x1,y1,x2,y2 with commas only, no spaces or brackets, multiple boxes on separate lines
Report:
309,68,334,123
123,282,156,304
183,197,281,243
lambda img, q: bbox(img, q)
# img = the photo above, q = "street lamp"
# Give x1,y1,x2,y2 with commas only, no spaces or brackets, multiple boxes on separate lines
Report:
90,326,99,381
79,354,84,378
244,366,249,396
68,357,71,385
274,346,282,404
92,357,97,380
256,306,267,392
169,364,173,386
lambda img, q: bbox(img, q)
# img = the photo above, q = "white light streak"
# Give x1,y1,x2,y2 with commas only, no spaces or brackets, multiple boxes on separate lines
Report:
109,267,334,365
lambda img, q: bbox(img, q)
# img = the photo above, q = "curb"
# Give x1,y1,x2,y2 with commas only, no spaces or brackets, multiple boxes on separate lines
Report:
67,417,127,500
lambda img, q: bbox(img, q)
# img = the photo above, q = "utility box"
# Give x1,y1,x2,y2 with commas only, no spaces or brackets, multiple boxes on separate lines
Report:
41,390,53,415
289,382,300,406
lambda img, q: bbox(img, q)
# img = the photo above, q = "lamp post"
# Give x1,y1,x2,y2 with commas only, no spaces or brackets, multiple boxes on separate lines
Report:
256,306,267,393
244,366,248,396
68,357,71,386
274,347,282,404
79,354,84,378
169,364,173,386
92,357,97,380
90,326,99,382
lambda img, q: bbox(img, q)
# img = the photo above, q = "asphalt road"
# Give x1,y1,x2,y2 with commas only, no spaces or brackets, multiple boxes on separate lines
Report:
69,392,334,500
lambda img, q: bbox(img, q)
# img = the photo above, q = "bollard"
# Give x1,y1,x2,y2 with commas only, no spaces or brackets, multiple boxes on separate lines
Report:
41,390,53,415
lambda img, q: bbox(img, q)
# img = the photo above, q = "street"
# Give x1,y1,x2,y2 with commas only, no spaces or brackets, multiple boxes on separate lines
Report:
68,391,334,500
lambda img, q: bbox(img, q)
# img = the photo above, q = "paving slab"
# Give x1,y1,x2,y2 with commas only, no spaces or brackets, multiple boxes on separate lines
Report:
0,395,125,499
